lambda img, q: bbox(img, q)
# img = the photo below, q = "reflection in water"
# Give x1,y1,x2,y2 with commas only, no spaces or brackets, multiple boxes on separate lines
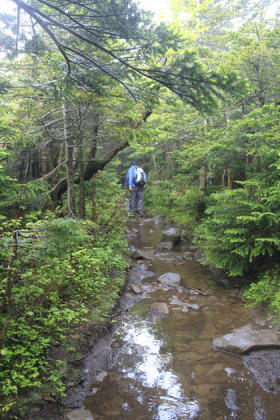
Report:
118,320,200,419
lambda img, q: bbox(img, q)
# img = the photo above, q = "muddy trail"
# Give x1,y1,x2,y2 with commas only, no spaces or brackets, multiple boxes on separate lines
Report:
65,218,280,420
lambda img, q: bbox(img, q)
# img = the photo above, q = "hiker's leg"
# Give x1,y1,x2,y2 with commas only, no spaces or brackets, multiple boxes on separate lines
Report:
130,188,137,214
137,187,145,216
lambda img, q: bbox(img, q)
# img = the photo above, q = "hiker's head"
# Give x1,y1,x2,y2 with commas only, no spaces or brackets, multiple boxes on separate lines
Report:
131,160,137,166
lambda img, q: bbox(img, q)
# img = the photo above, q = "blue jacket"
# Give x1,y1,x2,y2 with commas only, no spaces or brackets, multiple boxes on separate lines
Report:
125,165,147,188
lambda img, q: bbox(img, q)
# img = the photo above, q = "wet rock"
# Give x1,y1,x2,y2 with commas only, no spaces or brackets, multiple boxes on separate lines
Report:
183,251,194,261
95,371,108,382
149,302,169,315
190,245,198,250
169,295,200,311
123,292,135,300
157,272,181,286
153,215,166,226
148,303,169,323
148,312,165,323
66,408,94,420
225,388,239,411
212,324,280,355
188,288,200,296
161,227,180,245
169,295,183,305
243,349,280,394
186,303,200,310
141,284,157,293
248,308,270,327
158,241,173,251
137,249,157,260
131,248,142,260
130,284,142,294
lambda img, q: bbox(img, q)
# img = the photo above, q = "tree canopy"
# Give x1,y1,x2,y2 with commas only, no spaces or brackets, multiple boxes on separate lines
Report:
8,0,244,111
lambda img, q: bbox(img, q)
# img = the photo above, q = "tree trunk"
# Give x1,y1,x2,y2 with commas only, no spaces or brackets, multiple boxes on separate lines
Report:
152,152,159,179
63,102,76,217
79,143,86,219
199,166,206,190
228,168,233,188
222,169,226,187
92,172,98,221
42,149,47,178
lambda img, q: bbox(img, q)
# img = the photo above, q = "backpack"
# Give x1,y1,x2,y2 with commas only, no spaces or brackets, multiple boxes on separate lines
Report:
133,166,146,186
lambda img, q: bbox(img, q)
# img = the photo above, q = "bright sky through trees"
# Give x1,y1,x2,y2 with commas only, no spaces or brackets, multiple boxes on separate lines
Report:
138,0,171,16
1,0,171,19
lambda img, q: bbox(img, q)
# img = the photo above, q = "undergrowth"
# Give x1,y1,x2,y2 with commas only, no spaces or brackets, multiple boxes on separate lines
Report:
0,171,129,417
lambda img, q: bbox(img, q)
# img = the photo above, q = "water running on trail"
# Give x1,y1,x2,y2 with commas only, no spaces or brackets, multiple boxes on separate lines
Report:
73,219,280,419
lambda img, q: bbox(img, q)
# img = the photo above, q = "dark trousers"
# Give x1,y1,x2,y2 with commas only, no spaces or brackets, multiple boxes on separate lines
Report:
129,186,144,215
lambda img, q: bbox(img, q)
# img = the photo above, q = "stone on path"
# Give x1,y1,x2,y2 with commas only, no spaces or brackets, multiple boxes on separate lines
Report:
212,324,280,355
149,302,169,315
157,272,181,286
131,284,142,294
137,249,156,260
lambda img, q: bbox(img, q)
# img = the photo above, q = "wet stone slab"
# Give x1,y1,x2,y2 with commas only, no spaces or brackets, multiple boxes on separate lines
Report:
212,324,280,355
157,272,181,286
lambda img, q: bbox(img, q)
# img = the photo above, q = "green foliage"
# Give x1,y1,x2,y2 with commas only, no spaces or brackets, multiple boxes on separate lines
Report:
195,179,280,276
0,172,129,415
171,187,206,229
243,268,280,319
145,180,175,219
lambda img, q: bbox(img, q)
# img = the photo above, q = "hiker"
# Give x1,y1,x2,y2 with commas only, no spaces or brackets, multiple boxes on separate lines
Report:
125,161,147,217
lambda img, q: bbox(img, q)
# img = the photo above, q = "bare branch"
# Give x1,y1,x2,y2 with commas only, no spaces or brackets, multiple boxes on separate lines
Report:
41,160,67,180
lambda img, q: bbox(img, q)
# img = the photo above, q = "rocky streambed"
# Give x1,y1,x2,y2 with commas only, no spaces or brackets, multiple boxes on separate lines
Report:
65,218,280,420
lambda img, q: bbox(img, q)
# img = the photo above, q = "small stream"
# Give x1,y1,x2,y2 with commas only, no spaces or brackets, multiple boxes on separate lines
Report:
68,219,280,420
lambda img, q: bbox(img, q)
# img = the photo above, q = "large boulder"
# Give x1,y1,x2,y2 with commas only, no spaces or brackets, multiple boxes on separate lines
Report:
161,228,181,245
212,324,280,355
157,272,181,286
